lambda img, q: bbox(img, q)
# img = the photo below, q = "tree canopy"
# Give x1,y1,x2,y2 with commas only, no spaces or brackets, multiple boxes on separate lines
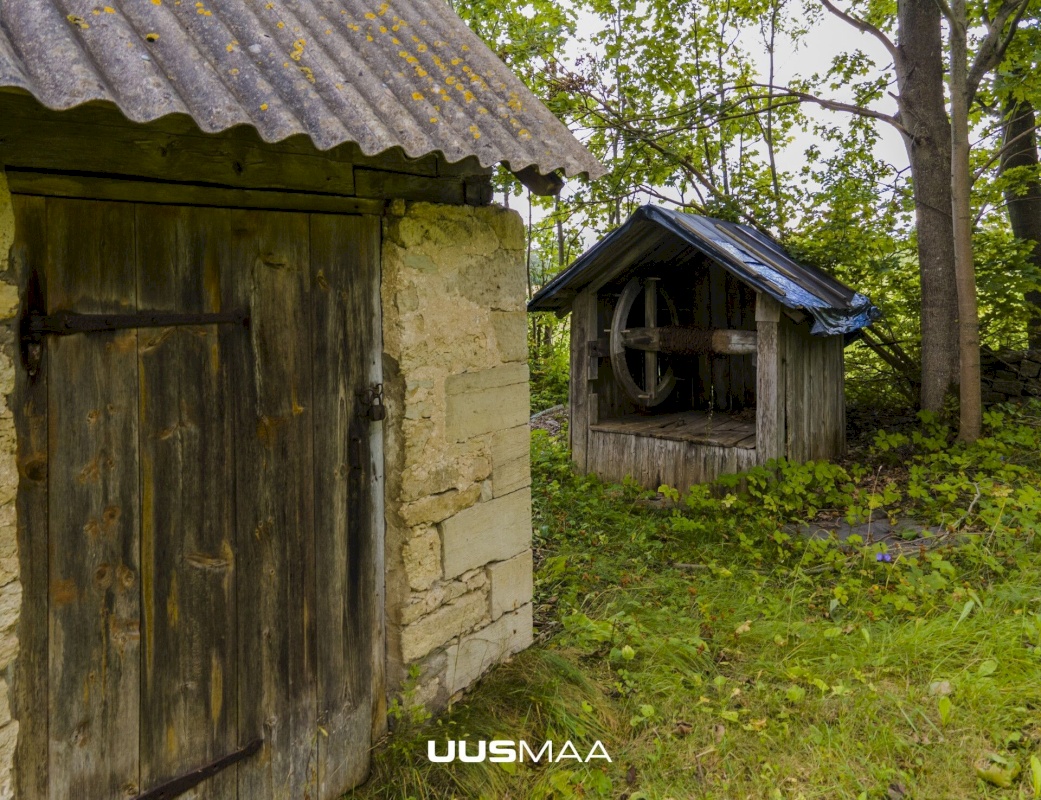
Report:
459,0,1041,425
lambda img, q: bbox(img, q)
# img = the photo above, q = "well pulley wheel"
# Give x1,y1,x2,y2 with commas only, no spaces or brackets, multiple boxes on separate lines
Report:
610,276,678,407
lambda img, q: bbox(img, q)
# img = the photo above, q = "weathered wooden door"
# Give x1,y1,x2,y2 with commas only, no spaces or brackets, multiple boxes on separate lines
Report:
12,197,383,800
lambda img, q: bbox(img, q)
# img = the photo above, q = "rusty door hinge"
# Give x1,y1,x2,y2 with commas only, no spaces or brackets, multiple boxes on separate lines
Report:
19,265,249,379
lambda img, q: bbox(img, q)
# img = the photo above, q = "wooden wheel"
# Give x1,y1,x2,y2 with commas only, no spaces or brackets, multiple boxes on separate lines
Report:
610,277,679,407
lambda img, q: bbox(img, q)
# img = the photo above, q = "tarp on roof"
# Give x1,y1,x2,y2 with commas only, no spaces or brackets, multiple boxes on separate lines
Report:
0,0,604,181
528,205,880,336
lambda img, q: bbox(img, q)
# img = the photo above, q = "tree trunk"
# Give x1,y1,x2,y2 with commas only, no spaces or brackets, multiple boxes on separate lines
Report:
949,0,981,441
1000,97,1041,348
896,0,960,411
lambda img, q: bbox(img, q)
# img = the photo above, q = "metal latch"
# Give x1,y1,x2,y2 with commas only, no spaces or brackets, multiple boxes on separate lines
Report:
133,738,262,800
358,383,386,422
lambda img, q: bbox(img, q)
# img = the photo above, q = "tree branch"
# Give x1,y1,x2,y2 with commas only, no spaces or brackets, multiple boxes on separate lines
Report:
745,84,907,135
819,0,901,67
972,120,1041,182
966,0,1031,105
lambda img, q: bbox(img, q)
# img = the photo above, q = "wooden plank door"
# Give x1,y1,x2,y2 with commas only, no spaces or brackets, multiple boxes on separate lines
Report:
310,215,383,796
44,199,142,799
12,196,382,800
136,205,239,799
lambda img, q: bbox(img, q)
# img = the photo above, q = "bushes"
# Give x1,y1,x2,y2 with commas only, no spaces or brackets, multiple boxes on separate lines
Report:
529,312,570,412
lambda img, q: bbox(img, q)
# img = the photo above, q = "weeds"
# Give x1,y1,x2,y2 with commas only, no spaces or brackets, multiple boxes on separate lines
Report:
353,402,1041,799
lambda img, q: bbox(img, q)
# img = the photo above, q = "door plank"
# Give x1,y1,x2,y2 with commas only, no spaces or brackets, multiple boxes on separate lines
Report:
11,196,50,800
45,198,142,799
226,210,318,800
309,215,381,796
135,205,238,798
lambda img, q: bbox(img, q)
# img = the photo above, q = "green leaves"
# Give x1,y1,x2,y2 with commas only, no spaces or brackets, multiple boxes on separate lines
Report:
937,695,954,726
977,659,999,678
975,754,1021,788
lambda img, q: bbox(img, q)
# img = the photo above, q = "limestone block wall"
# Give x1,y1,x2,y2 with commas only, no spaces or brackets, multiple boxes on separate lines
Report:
981,347,1041,404
0,169,21,799
381,200,533,710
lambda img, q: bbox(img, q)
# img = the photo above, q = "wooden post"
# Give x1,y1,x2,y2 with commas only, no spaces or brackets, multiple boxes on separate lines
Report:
755,294,785,464
643,278,659,396
570,290,596,472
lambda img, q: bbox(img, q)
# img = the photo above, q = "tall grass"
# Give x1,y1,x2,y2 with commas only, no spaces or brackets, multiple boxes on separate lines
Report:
352,405,1041,799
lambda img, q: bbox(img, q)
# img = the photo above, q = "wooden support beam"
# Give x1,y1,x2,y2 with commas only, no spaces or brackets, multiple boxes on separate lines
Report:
755,294,785,464
644,278,659,398
569,291,596,472
5,170,384,215
621,326,758,356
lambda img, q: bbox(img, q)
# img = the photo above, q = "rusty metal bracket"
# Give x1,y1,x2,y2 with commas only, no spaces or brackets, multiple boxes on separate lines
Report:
25,307,249,337
18,265,249,379
132,738,262,800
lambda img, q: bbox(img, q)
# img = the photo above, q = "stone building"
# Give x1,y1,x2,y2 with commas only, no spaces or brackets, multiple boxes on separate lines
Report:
0,1,602,798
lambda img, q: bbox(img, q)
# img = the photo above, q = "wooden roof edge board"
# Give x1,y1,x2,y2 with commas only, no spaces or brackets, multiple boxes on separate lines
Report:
0,89,493,180
5,170,388,214
528,204,880,337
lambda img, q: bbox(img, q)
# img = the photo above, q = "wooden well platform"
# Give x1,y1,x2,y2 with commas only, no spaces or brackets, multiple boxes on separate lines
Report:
590,411,757,449
586,411,758,490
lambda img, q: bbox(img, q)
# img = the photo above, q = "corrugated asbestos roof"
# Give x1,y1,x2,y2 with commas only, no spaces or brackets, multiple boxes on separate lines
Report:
529,205,880,336
0,0,604,180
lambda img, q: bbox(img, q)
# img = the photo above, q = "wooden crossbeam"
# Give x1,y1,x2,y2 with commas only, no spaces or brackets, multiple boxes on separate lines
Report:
620,326,758,356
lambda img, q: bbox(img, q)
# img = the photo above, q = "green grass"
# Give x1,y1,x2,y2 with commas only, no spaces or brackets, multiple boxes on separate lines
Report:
351,404,1041,799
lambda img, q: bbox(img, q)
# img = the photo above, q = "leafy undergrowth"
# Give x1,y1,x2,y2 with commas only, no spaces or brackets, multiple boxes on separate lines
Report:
351,403,1041,800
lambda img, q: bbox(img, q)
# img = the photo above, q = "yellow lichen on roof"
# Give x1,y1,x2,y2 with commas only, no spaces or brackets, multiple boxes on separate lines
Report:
0,0,606,181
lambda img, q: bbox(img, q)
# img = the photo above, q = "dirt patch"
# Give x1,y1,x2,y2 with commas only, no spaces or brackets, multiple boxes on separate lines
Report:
530,404,567,436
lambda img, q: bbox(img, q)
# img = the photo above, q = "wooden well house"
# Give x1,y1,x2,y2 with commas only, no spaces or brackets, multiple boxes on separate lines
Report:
529,205,879,490
0,2,603,798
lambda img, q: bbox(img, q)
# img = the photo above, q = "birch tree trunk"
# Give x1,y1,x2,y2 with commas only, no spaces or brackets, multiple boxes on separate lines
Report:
949,0,982,441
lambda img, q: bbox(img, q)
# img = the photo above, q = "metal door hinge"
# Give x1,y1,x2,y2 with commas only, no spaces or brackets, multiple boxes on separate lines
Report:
19,267,249,379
